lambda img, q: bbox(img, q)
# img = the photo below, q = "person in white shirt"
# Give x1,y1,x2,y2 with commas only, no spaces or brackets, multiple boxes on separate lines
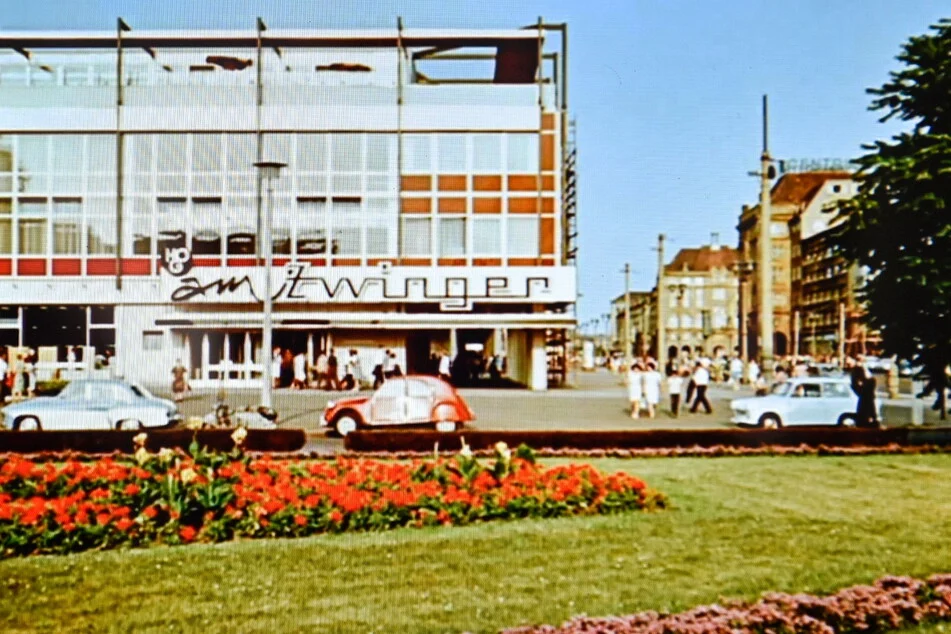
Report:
0,350,8,403
642,360,663,419
689,361,713,414
667,369,685,417
438,352,452,382
292,351,307,390
626,361,645,419
747,359,760,385
729,356,744,390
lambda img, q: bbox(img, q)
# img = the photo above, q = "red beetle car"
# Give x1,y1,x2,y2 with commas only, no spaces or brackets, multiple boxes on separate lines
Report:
321,375,476,436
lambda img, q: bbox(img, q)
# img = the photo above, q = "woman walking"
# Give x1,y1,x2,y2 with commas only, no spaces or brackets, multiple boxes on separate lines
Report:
171,359,189,403
626,360,645,419
643,360,662,419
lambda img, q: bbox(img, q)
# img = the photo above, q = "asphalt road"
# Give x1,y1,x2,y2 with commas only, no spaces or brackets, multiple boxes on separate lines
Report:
154,369,946,454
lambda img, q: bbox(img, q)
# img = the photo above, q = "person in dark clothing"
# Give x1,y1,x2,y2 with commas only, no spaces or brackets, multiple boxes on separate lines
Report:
849,358,879,427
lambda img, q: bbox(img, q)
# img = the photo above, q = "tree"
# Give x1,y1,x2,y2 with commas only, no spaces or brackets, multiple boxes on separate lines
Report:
835,18,951,418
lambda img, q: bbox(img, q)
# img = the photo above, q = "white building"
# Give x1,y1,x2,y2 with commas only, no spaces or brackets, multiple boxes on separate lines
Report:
0,22,576,390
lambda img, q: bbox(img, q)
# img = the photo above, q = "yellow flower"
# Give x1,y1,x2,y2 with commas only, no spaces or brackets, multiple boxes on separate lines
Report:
231,426,248,446
494,441,511,462
180,467,197,485
132,432,148,447
459,437,473,459
134,446,150,465
157,447,175,462
185,416,204,431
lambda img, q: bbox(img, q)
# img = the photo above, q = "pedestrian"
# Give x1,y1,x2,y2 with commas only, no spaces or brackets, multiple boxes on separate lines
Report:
729,356,743,390
626,360,645,419
849,357,879,427
747,359,760,386
643,360,662,419
24,350,36,397
327,348,340,390
280,348,294,388
292,351,307,390
315,351,330,390
689,361,713,414
438,351,452,382
383,349,396,379
171,359,188,403
271,347,282,389
0,347,9,404
667,368,685,417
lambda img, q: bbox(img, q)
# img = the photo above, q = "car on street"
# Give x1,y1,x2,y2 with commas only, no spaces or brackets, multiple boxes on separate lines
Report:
729,377,882,429
2,378,181,431
321,375,475,436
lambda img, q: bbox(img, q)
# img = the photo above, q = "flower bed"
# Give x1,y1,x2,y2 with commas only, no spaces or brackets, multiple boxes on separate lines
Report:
0,436,666,557
502,574,951,634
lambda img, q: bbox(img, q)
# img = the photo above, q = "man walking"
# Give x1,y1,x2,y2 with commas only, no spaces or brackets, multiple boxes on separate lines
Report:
689,361,713,414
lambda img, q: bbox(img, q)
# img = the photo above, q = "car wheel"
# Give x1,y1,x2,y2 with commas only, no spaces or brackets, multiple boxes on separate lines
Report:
837,414,857,427
116,419,143,431
334,415,359,437
434,421,458,433
14,416,41,431
758,413,782,430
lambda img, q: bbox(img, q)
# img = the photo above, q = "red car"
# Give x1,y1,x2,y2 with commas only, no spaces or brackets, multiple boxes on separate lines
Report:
321,375,476,436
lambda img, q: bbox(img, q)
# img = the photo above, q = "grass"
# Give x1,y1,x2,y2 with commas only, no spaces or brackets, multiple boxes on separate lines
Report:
2,454,951,633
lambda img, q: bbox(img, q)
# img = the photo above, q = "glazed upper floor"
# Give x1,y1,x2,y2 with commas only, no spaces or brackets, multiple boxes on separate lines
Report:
0,27,565,131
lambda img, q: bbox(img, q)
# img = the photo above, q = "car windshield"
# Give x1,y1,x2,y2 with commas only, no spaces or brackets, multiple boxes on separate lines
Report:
129,382,154,399
770,382,791,396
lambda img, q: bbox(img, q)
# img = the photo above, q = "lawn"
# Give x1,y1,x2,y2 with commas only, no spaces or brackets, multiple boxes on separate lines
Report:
2,454,951,633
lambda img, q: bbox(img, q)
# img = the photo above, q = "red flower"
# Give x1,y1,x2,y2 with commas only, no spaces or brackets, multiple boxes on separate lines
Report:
116,518,134,532
329,510,344,523
179,525,197,542
96,513,111,526
294,514,308,526
143,506,158,520
123,483,140,496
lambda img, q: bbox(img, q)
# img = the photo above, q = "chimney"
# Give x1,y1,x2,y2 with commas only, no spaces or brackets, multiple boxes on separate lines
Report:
710,232,720,250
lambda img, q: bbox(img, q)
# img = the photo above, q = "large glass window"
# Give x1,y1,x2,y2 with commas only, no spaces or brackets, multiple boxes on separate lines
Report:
297,198,329,255
507,134,539,172
366,198,396,256
472,217,501,255
472,134,503,172
331,199,361,255
0,136,12,193
156,197,187,252
52,197,82,255
366,134,394,172
438,217,466,257
297,134,327,172
191,198,222,255
507,216,539,257
51,136,84,195
437,135,467,172
403,135,431,173
86,198,116,254
0,198,11,254
17,136,49,194
226,197,255,255
227,134,256,172
401,217,431,256
331,134,362,172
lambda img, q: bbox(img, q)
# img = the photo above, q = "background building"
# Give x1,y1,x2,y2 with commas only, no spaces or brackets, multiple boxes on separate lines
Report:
661,234,738,358
0,23,576,390
737,171,852,360
610,290,654,357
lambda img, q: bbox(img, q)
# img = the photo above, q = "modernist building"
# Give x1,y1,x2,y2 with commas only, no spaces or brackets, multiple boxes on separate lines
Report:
737,171,851,360
662,235,739,357
788,176,875,357
0,22,576,390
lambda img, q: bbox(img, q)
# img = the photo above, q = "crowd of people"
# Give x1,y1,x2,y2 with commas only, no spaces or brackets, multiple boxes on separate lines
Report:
0,346,38,403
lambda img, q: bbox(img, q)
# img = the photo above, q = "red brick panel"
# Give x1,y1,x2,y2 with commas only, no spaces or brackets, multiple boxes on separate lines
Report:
17,259,46,276
508,175,555,191
86,259,117,276
52,259,82,275
437,258,466,266
473,175,502,191
541,134,556,171
121,259,151,275
508,197,556,213
540,217,555,255
542,112,556,130
0,259,11,276
401,175,432,191
437,175,467,191
473,198,502,214
437,198,466,213
472,258,502,266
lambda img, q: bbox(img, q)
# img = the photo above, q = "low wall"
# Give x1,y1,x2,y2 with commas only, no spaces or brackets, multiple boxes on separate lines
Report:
0,428,306,454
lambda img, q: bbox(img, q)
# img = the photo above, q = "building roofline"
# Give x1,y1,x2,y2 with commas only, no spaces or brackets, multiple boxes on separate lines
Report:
0,28,543,50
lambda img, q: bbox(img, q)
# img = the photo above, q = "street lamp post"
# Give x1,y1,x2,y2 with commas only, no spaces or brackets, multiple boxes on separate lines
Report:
255,161,286,409
748,95,775,379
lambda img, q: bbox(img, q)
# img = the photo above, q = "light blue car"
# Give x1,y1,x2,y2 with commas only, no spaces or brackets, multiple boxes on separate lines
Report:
730,377,883,428
2,379,181,431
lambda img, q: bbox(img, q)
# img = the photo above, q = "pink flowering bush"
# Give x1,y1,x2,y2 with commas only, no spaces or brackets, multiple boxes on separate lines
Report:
500,574,951,634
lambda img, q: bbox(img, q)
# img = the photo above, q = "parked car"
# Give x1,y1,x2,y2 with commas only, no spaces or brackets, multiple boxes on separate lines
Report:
322,375,475,436
2,378,181,431
729,377,882,429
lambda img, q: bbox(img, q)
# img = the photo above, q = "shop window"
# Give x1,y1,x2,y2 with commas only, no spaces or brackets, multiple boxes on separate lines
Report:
142,330,164,351
90,305,115,324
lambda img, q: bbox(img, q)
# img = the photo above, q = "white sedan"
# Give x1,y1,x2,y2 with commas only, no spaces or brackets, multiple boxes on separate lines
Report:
2,379,181,431
730,377,882,428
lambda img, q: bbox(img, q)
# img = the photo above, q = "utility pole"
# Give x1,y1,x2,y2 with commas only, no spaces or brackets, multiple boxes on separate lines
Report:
756,95,774,379
656,234,666,373
623,263,632,369
837,302,846,366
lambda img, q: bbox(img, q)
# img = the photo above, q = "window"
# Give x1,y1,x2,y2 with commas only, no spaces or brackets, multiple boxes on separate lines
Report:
331,134,363,172
227,134,256,172
437,135,466,172
401,217,431,256
143,331,164,351
472,217,501,255
331,199,362,255
191,198,222,255
403,135,431,172
472,134,503,171
52,197,82,255
712,288,726,301
507,217,538,257
297,134,328,172
366,135,394,172
156,197,187,252
507,134,539,172
438,217,465,257
297,198,329,254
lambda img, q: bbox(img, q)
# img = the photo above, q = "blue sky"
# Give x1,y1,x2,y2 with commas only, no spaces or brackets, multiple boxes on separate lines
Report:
3,0,948,326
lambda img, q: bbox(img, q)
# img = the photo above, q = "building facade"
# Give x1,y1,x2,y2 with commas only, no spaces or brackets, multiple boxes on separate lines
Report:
662,236,739,358
788,176,875,357
0,23,576,390
737,171,851,360
610,290,654,356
